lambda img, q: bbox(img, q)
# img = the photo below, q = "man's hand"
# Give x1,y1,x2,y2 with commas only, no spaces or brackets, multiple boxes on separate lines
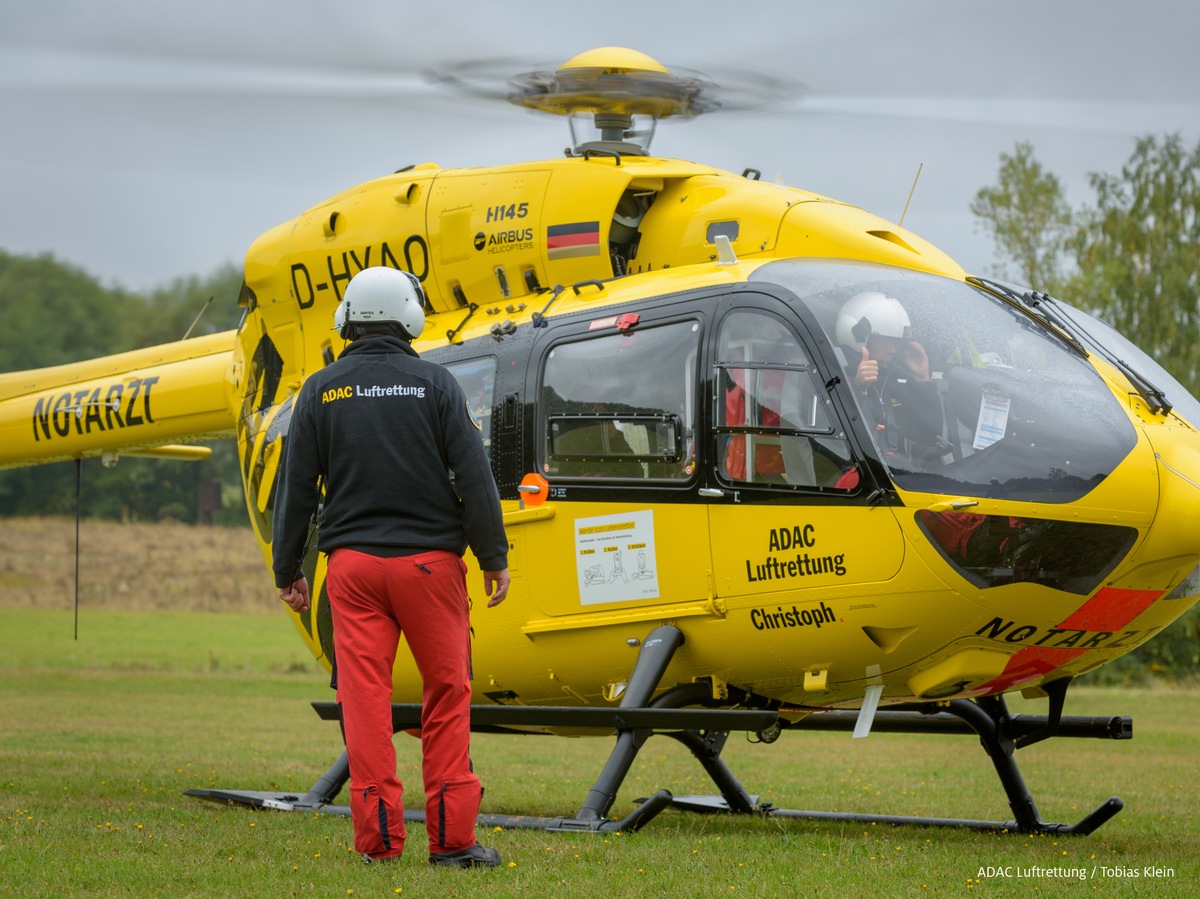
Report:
483,568,510,607
279,576,311,614
902,340,930,381
854,346,879,390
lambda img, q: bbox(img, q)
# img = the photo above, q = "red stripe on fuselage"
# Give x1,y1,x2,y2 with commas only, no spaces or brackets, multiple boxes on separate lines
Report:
978,586,1164,694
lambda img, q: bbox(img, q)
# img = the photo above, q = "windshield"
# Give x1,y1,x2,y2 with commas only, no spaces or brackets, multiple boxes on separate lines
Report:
750,260,1138,502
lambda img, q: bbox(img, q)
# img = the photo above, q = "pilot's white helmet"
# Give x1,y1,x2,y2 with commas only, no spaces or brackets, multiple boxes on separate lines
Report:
333,267,426,341
835,291,912,352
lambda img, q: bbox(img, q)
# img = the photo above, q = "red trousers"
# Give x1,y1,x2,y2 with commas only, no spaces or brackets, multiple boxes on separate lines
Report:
325,548,482,859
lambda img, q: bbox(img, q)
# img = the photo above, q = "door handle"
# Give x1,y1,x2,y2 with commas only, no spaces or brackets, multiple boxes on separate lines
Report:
926,498,979,512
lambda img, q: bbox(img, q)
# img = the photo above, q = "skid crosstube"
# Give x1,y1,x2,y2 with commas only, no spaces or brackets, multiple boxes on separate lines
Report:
187,627,1132,835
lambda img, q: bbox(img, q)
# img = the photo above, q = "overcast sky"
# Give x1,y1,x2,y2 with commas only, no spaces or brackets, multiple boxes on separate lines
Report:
1,0,1197,293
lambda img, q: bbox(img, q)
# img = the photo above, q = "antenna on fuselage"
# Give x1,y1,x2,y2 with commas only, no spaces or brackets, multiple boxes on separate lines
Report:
898,163,923,228
182,296,214,341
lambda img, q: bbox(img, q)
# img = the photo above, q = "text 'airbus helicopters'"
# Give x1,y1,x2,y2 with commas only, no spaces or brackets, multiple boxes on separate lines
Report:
2,47,1199,836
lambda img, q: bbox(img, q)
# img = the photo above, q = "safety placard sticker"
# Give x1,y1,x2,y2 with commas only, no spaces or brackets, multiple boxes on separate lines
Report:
575,510,660,605
973,392,1011,450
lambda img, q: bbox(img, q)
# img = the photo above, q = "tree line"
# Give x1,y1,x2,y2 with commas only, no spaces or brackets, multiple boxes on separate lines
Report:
971,132,1199,400
0,252,246,524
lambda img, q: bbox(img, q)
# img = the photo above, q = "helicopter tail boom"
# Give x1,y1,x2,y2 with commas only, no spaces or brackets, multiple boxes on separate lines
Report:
0,330,238,470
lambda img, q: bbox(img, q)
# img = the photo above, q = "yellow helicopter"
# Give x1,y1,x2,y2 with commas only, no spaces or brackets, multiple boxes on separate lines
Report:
2,47,1199,836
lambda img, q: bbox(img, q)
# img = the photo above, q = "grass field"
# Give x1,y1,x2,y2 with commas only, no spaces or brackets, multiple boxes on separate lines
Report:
1,520,1198,896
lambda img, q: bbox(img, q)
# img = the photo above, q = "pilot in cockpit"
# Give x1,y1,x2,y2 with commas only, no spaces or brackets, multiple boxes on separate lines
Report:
836,291,947,466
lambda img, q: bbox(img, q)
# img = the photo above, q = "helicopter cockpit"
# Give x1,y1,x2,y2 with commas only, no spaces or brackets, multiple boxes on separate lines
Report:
752,260,1140,505
743,260,1155,595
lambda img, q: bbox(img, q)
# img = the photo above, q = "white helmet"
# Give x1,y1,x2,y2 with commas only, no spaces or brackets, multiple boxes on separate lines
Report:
333,267,426,341
835,291,912,352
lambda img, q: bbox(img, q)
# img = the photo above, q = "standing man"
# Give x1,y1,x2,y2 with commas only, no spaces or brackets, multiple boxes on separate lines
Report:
273,266,510,868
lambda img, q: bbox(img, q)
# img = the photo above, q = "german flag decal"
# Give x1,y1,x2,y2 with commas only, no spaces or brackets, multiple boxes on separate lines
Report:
547,221,600,259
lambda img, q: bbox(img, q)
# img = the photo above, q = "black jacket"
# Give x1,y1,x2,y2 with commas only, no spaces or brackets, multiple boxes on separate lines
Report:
272,334,508,587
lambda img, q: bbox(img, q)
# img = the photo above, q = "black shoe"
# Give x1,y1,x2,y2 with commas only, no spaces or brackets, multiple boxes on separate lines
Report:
428,843,502,868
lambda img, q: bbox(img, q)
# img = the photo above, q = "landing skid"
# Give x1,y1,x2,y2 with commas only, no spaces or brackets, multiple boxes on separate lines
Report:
660,690,1127,835
187,627,1131,836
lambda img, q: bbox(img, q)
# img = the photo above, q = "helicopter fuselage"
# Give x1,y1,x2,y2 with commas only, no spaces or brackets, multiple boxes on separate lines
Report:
227,152,1200,722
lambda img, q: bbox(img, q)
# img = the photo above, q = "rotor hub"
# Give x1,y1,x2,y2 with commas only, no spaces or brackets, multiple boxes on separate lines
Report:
507,47,710,122
427,46,799,158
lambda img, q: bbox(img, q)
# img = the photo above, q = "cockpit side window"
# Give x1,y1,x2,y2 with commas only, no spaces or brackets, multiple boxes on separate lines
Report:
445,357,498,460
541,320,699,481
714,310,856,490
